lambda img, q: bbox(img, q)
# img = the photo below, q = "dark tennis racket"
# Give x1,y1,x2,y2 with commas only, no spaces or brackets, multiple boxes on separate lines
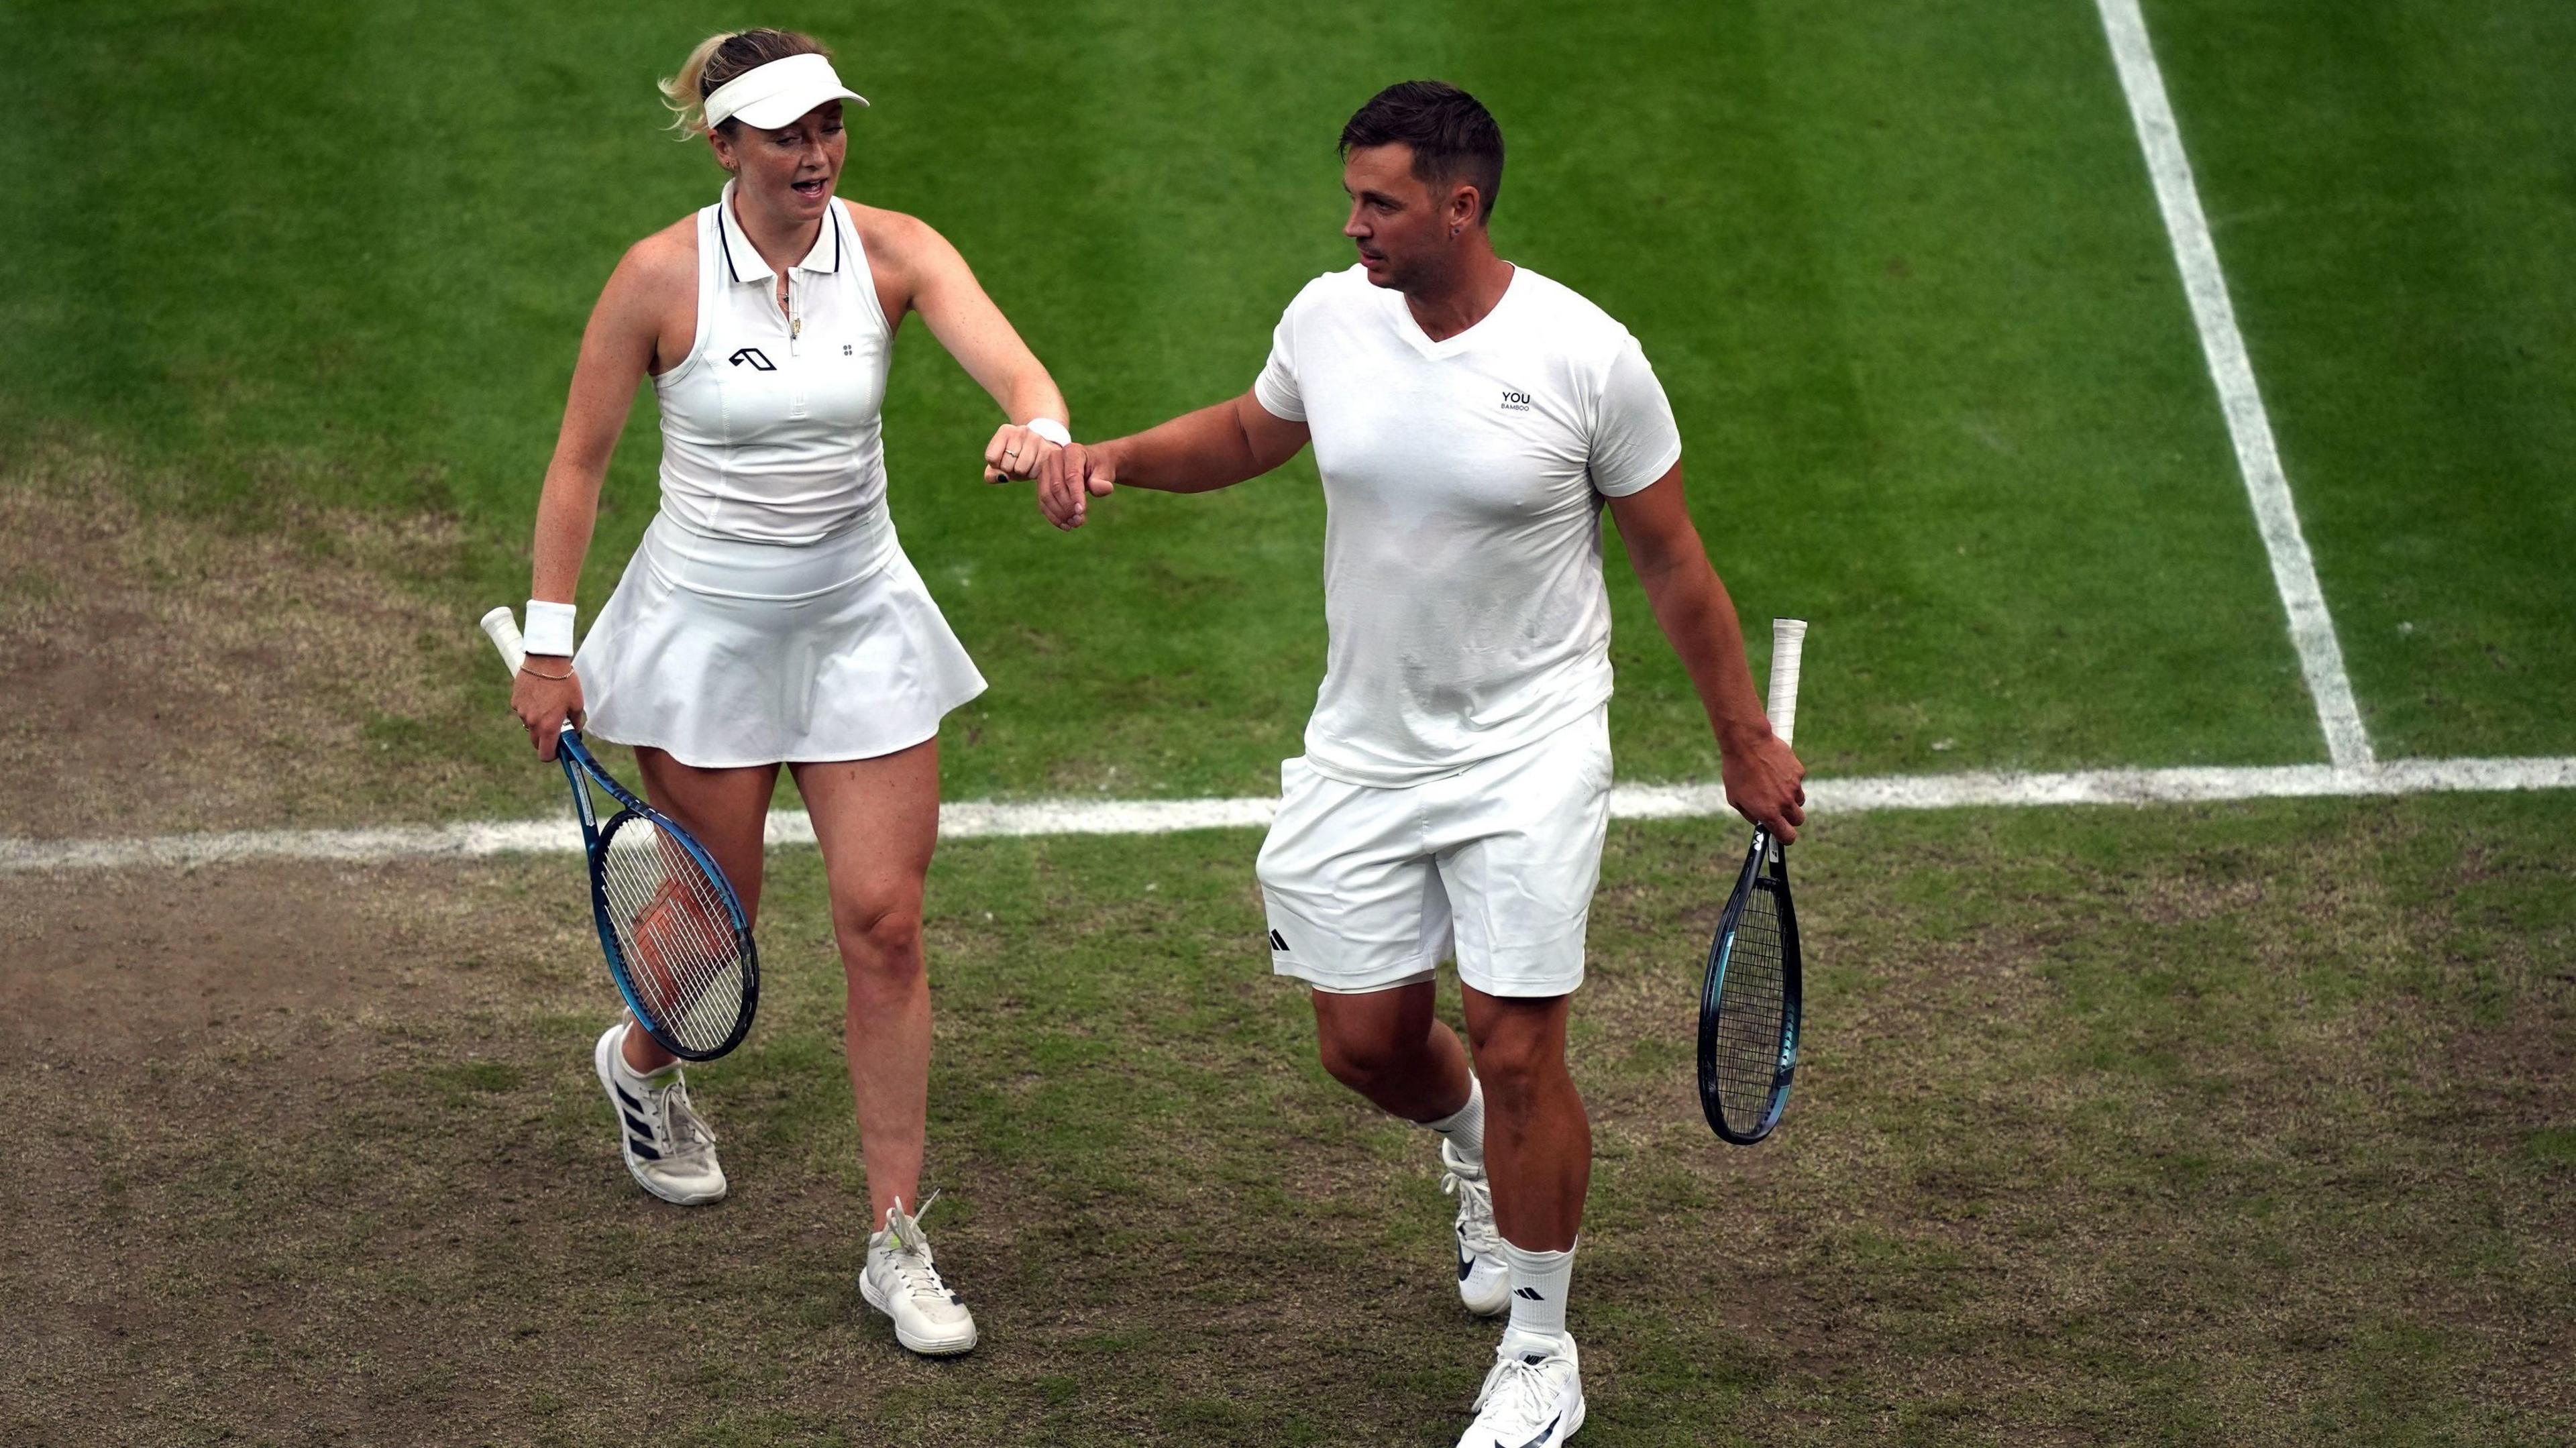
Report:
1699,618,1807,1146
482,607,759,1062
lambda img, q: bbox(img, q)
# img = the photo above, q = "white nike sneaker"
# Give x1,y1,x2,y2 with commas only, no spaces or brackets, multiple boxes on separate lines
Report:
1442,1139,1510,1317
1456,1332,1585,1448
592,1023,727,1206
860,1193,978,1355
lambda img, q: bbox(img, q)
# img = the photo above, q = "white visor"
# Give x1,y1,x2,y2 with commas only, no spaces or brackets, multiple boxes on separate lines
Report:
703,53,867,131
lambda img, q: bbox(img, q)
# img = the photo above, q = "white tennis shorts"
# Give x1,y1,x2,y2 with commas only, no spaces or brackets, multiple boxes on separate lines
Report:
576,511,986,768
1256,706,1612,999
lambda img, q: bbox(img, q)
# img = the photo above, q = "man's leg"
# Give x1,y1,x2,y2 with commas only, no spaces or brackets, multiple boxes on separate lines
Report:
1464,986,1589,1346
1309,980,1473,1123
1453,986,1589,1447
1311,980,1508,1318
1458,987,1588,1252
1439,710,1606,1357
1262,759,1507,1313
1265,755,1488,1166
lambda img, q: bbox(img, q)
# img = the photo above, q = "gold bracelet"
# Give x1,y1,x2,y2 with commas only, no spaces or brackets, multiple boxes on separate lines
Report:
519,662,574,682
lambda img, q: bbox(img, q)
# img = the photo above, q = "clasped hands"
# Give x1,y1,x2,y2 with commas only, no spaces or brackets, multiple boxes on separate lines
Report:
981,423,1114,533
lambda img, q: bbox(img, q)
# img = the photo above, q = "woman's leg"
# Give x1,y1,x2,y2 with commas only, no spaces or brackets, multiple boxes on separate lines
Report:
789,737,941,1230
623,748,781,1074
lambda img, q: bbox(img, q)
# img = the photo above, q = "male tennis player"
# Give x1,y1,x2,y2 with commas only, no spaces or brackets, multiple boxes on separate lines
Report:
1036,81,1805,1446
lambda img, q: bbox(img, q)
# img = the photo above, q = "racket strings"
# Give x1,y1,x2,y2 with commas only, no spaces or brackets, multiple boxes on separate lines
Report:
1711,881,1789,1130
597,821,746,1056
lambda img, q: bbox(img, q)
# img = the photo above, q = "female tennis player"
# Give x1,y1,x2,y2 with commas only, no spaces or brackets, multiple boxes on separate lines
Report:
506,27,1066,1357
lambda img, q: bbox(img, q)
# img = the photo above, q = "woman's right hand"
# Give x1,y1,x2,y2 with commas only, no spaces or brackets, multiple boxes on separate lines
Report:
511,661,586,761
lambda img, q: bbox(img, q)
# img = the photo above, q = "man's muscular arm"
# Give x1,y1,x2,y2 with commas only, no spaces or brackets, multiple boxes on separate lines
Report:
1035,392,1309,528
1607,460,1808,841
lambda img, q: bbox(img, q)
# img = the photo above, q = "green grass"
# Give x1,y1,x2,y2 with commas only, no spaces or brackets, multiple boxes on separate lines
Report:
15,0,2560,808
2145,0,2576,759
8,795,2571,1443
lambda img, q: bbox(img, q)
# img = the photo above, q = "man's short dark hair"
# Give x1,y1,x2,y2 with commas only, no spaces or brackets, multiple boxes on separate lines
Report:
1338,80,1505,221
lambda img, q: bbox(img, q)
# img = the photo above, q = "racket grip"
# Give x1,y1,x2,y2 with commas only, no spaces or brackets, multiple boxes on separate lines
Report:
480,606,527,677
1766,618,1809,749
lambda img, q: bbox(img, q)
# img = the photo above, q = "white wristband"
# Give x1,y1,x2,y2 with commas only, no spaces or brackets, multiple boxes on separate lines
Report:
523,600,577,658
1024,417,1071,447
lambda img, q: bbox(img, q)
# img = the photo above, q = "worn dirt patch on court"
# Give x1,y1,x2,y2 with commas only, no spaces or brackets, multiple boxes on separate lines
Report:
0,858,592,1060
0,458,495,840
0,856,607,1444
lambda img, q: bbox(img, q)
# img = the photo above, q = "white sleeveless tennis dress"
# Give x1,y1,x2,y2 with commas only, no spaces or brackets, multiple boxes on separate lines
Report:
574,182,986,767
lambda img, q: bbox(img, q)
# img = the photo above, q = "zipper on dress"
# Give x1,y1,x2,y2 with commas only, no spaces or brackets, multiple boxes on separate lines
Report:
784,270,811,419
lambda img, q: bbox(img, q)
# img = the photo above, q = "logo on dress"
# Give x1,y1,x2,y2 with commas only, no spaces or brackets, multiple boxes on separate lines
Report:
728,347,777,372
1499,388,1532,412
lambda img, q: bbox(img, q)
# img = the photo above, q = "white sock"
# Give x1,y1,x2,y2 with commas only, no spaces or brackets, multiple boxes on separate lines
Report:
1501,1237,1576,1346
1421,1074,1485,1165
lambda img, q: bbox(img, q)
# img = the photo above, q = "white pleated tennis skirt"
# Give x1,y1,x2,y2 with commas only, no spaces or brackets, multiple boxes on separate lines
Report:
575,511,986,769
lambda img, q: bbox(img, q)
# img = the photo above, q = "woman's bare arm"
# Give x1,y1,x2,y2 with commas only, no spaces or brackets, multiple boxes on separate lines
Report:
511,236,686,757
863,206,1069,484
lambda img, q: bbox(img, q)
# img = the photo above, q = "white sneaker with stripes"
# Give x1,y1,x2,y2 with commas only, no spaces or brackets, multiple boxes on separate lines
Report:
592,1023,727,1206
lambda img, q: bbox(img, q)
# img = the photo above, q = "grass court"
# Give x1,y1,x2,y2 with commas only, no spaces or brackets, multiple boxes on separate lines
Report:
2,0,2571,1442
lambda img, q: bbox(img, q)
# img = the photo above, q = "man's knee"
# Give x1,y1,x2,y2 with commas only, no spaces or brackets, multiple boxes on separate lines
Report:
1317,1019,1415,1089
1470,1039,1548,1103
1465,1001,1568,1103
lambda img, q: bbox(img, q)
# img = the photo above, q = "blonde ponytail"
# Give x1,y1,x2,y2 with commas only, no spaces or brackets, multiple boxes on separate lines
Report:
659,32,739,137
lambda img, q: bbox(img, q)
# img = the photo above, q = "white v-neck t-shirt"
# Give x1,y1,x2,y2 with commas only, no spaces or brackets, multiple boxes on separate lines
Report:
1252,264,1684,787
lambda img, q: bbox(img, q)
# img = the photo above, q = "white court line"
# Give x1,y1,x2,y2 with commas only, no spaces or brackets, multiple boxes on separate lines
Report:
2095,0,2376,770
6,757,2571,874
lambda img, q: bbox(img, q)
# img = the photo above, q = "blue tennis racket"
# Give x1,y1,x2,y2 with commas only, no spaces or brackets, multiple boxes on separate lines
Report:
1699,619,1807,1146
482,607,759,1062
